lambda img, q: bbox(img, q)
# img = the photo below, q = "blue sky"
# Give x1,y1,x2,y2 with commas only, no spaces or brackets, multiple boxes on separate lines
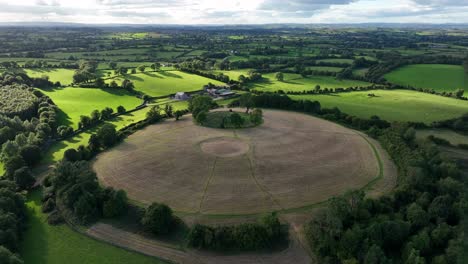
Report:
0,0,467,24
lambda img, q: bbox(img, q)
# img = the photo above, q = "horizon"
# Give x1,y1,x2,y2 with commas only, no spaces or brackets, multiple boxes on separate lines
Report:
0,0,467,25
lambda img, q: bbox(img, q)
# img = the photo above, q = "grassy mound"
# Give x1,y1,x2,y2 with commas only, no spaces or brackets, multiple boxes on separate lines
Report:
384,64,468,92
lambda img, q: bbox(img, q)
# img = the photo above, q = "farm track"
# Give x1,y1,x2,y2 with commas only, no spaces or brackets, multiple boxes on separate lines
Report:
87,222,311,264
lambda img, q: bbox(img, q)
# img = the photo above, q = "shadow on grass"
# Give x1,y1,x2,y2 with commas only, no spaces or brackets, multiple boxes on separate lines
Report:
160,71,182,79
142,72,163,78
20,189,48,264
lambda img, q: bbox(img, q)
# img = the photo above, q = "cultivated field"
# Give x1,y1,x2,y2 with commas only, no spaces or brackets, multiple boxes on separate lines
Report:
93,110,392,215
384,64,468,92
290,89,468,124
107,71,224,97
39,87,142,128
249,73,372,93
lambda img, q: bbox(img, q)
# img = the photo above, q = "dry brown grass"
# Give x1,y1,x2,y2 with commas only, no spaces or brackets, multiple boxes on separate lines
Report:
93,109,392,216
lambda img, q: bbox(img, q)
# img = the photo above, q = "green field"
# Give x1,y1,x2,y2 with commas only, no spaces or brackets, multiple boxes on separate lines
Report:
384,64,468,92
107,71,224,97
25,68,76,85
250,73,372,92
43,107,151,163
416,129,468,145
290,89,468,124
39,87,142,129
21,190,166,264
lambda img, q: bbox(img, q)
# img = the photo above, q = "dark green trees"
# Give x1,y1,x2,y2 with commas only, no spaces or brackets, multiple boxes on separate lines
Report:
141,203,174,235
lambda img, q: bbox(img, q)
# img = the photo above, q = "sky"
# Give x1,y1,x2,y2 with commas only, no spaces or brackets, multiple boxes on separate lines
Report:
0,0,467,24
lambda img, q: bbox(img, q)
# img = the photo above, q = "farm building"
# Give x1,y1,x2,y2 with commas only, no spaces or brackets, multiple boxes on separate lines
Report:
174,92,190,100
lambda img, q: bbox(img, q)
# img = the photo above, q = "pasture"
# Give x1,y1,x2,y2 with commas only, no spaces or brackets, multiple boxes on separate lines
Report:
25,68,76,85
249,73,372,93
39,87,142,128
384,64,468,92
42,107,151,163
93,110,391,216
107,71,224,97
290,90,468,124
21,190,167,264
416,129,468,145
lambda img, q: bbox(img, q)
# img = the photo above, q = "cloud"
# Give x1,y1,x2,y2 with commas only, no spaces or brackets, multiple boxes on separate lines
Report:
0,0,466,24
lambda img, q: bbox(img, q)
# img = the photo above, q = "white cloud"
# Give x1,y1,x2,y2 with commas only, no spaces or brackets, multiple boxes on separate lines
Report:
0,0,465,24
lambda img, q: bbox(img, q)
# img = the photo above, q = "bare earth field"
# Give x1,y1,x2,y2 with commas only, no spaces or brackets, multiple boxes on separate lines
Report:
93,109,393,216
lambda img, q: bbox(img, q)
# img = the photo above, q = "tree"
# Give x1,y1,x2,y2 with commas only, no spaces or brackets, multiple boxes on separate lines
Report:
117,67,128,75
102,188,128,218
78,115,91,129
250,109,263,125
239,93,254,113
96,124,118,148
13,167,35,190
150,62,161,71
4,156,25,178
109,62,117,70
230,113,244,128
364,245,389,264
0,246,23,264
100,107,114,120
90,110,101,124
164,104,173,118
141,203,174,235
454,89,464,98
195,111,207,125
238,74,246,83
121,79,134,91
189,95,215,117
19,145,41,166
109,80,118,88
275,72,284,81
63,148,80,162
137,65,146,73
174,110,184,121
117,105,126,114
146,106,163,123
95,78,105,88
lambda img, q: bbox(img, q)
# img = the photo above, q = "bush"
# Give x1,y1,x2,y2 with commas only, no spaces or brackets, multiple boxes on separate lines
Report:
47,210,64,225
187,213,284,251
102,188,128,218
141,203,174,235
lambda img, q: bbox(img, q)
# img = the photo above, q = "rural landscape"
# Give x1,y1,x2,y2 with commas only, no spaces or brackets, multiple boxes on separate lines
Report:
0,3,468,264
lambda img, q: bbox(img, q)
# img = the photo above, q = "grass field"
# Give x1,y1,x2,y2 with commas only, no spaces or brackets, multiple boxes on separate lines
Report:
416,129,468,145
290,90,468,124
107,71,224,97
39,87,142,129
20,190,167,264
25,68,76,85
93,110,386,215
42,107,151,163
384,64,468,92
249,73,372,93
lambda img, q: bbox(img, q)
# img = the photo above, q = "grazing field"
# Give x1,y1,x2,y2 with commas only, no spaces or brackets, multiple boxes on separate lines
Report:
307,66,344,72
42,107,151,163
249,73,372,93
290,90,468,124
416,129,468,145
107,71,224,97
25,68,76,85
384,64,468,92
39,87,142,128
21,190,167,264
93,110,392,215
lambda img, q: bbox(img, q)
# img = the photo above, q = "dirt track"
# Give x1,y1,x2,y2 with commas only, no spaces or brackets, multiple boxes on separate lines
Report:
93,109,395,216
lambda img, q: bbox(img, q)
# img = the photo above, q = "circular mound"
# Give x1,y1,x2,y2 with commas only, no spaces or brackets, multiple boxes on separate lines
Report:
94,110,388,216
200,137,250,158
